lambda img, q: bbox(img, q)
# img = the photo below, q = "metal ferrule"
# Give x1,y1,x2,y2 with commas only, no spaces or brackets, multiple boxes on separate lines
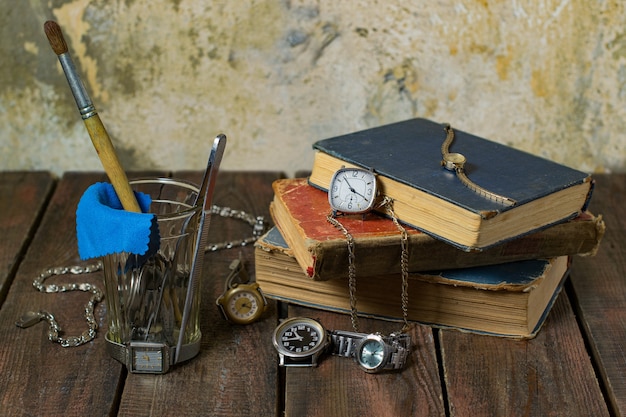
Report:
57,53,97,119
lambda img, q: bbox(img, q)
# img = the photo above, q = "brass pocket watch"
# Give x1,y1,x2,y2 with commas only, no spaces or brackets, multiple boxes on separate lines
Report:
216,255,268,324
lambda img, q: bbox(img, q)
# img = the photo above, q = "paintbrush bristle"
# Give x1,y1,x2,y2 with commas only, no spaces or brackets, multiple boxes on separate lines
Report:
44,21,68,55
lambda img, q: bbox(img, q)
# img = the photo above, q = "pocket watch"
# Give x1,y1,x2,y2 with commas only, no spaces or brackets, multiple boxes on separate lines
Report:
328,166,378,215
216,255,268,325
272,317,330,367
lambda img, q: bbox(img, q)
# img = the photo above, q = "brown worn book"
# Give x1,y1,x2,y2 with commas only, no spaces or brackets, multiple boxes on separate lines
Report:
308,118,594,250
270,178,604,281
254,228,570,339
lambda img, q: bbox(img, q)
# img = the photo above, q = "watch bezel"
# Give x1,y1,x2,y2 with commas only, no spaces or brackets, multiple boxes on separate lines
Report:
328,167,378,215
272,317,329,364
355,334,390,373
128,342,170,374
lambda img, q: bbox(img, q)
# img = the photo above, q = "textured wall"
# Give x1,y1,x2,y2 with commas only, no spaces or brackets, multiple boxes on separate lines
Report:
1,0,624,176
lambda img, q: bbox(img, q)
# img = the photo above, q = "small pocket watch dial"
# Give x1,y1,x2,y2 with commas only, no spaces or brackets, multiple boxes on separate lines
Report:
228,291,259,320
217,283,267,325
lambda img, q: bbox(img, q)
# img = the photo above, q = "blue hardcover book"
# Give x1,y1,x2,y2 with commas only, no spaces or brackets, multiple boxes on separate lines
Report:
308,118,594,250
255,227,571,339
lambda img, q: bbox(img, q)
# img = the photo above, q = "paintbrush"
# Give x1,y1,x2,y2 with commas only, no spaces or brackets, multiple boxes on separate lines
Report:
44,20,141,213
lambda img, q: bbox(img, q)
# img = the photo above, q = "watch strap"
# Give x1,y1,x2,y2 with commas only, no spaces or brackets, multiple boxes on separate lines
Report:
279,354,318,367
329,329,365,357
381,333,411,371
105,331,201,373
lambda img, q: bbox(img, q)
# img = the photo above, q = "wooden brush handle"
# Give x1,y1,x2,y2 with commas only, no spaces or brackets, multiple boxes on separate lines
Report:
44,20,141,213
83,116,141,212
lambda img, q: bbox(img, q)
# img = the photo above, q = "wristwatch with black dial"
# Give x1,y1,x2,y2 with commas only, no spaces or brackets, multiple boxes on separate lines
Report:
272,317,330,367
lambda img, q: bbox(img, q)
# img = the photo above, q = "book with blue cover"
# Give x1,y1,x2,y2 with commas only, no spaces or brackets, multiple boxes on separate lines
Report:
255,227,571,338
308,118,594,250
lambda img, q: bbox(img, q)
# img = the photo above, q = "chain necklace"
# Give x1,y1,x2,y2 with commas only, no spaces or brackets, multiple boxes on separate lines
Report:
16,263,103,347
15,205,265,347
440,123,516,207
326,196,410,334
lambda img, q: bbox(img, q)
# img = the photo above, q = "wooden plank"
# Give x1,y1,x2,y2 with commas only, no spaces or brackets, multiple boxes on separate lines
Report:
117,171,284,417
569,173,626,416
283,306,445,417
441,292,609,416
0,171,55,306
0,171,123,417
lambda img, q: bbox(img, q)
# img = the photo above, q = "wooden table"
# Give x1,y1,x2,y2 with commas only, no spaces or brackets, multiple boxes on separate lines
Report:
0,171,623,417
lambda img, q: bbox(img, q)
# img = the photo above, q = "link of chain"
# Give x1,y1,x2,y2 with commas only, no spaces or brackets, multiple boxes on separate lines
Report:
16,261,104,347
206,205,266,252
17,205,265,347
326,214,359,332
380,197,410,333
328,197,411,335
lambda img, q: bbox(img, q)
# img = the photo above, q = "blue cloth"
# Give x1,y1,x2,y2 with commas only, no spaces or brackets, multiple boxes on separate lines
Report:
76,182,159,260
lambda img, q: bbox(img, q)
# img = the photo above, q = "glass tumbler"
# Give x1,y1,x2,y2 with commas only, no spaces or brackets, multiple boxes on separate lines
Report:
102,177,203,373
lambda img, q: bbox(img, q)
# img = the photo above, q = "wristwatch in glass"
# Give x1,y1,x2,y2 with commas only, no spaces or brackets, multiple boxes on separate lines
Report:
272,317,330,367
330,329,411,373
105,332,200,374
328,166,378,215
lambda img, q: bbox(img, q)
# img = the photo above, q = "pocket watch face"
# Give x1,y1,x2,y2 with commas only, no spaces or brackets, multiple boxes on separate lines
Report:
220,283,266,325
328,167,377,214
356,335,388,372
227,290,260,322
273,317,327,358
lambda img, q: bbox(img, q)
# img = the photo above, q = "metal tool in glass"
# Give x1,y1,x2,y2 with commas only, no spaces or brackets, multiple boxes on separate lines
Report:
440,123,516,207
272,317,330,367
216,254,268,324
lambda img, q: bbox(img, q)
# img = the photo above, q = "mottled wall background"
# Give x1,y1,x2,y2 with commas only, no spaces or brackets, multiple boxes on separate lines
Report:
1,0,624,177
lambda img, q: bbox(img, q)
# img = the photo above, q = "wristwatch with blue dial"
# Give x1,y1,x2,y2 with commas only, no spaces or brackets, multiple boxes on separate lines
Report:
330,329,411,373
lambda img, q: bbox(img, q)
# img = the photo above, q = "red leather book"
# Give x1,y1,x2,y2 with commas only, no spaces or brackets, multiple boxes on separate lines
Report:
269,178,604,281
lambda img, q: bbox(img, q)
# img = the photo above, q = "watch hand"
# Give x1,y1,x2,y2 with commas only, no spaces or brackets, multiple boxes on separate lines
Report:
342,176,369,201
282,336,304,341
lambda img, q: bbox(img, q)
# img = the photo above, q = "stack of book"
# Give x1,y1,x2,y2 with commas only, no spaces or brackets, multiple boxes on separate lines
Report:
255,118,605,338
